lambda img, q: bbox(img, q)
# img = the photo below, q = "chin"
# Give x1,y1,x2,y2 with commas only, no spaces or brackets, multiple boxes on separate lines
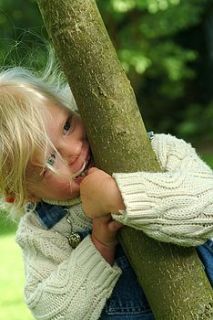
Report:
64,189,80,201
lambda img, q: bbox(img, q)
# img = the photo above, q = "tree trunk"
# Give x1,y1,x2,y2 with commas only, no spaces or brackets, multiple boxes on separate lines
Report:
37,0,213,318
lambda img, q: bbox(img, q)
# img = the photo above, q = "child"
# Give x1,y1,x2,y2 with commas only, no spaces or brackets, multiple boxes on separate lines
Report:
0,65,212,320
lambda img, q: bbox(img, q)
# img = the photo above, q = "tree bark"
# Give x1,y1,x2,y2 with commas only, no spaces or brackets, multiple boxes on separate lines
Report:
37,0,213,318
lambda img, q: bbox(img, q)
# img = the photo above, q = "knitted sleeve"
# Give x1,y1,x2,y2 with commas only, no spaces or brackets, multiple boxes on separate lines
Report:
16,215,121,320
112,134,213,246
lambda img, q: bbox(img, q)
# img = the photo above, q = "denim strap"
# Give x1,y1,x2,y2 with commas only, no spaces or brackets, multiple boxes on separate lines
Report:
35,201,68,229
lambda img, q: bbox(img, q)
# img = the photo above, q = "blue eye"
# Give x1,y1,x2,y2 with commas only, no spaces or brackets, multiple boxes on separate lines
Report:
63,116,72,134
47,152,56,167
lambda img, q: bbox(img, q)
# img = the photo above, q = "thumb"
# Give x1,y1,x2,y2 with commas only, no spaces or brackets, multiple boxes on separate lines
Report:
87,167,99,175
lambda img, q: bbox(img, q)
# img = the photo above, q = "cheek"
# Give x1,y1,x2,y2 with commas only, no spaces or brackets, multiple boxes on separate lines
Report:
45,176,80,200
30,173,80,201
45,174,71,191
76,116,86,137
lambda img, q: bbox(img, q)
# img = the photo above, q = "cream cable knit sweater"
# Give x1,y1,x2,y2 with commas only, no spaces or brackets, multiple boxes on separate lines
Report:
16,134,213,320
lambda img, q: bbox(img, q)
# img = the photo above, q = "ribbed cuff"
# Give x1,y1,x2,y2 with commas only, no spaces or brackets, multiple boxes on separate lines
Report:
72,236,121,292
112,172,158,222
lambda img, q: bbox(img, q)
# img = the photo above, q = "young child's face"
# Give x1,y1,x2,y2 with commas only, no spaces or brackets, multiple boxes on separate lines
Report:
27,102,92,202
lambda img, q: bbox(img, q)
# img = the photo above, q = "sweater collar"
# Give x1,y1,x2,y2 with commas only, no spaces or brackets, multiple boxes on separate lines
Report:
41,197,81,207
35,197,81,229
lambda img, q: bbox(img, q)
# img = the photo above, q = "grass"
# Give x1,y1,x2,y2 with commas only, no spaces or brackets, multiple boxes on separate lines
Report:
0,223,34,320
0,154,212,320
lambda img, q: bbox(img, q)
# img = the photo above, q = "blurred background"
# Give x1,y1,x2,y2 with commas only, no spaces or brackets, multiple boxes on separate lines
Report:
0,0,212,319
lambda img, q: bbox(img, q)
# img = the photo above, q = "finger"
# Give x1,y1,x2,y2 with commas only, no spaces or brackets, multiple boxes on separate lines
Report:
99,214,112,222
93,214,112,224
108,221,123,232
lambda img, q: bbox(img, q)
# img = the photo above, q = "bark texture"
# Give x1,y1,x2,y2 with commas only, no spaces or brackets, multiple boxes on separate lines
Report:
37,0,213,318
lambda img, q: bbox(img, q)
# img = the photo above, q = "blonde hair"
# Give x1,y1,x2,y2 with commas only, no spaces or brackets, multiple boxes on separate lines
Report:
0,64,77,218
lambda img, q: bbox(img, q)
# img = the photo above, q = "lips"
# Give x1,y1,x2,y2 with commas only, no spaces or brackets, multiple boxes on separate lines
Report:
70,144,93,180
72,160,89,179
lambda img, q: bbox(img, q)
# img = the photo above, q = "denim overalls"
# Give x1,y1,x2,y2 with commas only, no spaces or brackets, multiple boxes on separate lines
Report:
35,202,213,320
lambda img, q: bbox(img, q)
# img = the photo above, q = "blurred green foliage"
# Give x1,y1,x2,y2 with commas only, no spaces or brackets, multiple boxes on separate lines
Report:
0,0,212,145
0,0,46,69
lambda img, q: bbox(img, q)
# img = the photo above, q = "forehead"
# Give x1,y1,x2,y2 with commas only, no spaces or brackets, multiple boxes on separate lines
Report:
42,101,68,136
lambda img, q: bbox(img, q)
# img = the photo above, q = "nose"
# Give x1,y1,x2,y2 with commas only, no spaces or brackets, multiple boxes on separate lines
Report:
59,137,83,164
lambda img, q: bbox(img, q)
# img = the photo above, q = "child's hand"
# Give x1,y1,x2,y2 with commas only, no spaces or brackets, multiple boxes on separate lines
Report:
91,214,123,265
80,167,125,218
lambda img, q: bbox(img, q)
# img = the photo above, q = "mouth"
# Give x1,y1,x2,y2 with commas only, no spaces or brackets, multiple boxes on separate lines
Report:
73,153,94,180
